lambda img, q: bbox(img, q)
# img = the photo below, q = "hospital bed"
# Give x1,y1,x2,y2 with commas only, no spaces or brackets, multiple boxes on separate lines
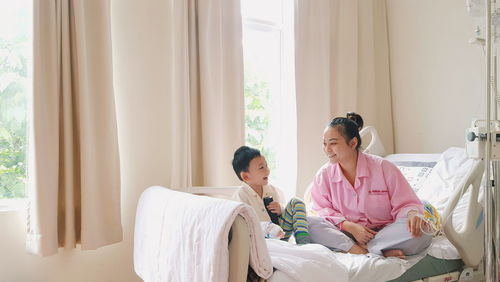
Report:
134,127,486,281
182,148,486,281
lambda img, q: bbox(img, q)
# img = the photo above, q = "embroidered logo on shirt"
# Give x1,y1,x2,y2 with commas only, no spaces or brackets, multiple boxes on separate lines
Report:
368,189,388,195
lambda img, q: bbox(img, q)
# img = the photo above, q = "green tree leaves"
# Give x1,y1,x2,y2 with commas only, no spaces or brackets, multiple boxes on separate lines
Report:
244,64,276,172
0,36,27,199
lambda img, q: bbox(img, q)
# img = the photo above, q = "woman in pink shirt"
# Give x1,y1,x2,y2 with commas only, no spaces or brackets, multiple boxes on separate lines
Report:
309,117,432,258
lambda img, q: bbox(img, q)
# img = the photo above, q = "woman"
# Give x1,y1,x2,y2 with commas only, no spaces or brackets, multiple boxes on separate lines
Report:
309,117,431,258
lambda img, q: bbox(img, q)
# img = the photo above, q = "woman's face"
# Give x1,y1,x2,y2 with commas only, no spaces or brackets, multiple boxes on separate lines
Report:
322,126,358,164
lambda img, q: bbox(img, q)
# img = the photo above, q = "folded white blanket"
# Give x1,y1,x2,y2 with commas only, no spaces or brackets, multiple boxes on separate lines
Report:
134,186,273,282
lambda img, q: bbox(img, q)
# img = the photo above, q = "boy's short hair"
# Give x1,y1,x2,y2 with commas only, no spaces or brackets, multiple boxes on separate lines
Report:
232,146,261,181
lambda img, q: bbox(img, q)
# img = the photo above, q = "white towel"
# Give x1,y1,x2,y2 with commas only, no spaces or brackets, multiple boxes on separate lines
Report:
134,186,273,282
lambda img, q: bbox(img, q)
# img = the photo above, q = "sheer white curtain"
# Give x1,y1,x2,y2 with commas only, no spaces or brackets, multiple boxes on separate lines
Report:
162,0,245,188
28,0,122,256
294,0,394,196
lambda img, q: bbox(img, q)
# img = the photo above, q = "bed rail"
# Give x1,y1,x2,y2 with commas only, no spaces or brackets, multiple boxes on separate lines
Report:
441,159,485,266
360,126,386,156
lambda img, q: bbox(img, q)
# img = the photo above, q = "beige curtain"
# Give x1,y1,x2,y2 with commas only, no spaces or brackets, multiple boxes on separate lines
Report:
28,0,122,256
295,0,394,196
163,0,245,189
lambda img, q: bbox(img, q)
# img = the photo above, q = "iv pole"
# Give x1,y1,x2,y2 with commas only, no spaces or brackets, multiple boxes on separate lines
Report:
484,1,498,281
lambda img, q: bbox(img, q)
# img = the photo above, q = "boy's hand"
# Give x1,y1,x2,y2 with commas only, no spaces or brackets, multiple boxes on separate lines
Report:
266,201,282,216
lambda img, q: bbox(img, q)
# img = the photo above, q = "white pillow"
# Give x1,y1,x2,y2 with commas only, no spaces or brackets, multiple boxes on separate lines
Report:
392,161,436,193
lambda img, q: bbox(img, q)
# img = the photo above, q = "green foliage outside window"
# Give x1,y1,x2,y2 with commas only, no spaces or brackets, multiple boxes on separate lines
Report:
244,64,276,172
0,36,28,199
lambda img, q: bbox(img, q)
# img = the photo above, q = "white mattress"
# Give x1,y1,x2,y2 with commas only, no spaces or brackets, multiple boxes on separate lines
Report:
269,148,474,282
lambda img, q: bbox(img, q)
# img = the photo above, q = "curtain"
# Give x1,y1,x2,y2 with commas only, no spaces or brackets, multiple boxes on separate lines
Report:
163,0,245,189
295,0,394,196
28,0,122,256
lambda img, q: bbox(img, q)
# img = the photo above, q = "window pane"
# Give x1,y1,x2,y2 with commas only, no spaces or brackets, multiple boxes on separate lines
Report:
243,27,281,177
0,0,32,199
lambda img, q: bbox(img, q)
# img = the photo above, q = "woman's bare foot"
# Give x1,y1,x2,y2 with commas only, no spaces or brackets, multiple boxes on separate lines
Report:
383,249,405,259
348,243,368,254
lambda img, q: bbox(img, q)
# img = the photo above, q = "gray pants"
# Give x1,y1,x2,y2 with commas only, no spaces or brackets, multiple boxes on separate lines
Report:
308,216,432,256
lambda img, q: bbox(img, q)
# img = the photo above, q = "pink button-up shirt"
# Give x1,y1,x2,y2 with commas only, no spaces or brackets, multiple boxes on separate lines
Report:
311,152,423,229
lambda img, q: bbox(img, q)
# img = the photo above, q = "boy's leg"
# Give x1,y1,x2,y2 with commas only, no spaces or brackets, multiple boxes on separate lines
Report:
279,197,310,244
367,218,432,256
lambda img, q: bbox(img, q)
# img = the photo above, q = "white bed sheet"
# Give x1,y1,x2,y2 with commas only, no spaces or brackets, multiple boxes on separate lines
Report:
267,236,461,282
268,245,427,282
266,240,348,282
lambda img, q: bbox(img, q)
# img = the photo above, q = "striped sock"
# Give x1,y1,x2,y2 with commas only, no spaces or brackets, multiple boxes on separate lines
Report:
279,197,310,243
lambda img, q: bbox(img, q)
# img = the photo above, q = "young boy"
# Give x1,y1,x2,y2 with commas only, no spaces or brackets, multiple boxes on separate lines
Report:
231,146,311,244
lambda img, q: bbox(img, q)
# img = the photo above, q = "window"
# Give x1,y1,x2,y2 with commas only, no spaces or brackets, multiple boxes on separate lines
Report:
241,0,297,199
0,0,32,202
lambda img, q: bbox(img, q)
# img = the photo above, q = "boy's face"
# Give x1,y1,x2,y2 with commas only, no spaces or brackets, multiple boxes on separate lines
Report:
241,156,270,188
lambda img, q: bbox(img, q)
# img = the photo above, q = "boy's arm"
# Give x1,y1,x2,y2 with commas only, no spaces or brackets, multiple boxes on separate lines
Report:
270,185,285,214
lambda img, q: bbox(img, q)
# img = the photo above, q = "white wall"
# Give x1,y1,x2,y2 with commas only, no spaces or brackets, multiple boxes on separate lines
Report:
0,210,133,282
387,0,485,153
0,1,171,281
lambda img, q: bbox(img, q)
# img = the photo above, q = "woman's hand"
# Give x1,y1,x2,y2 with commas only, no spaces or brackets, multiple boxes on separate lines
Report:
343,221,377,245
266,201,282,216
407,211,424,237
